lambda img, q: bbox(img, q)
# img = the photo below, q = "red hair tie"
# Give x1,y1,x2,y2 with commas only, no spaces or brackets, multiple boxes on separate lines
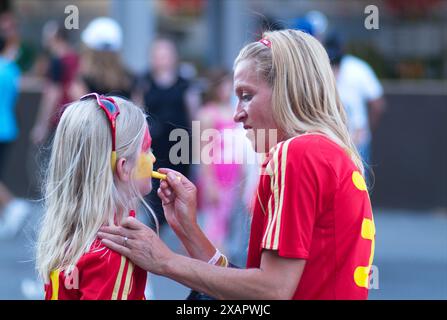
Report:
259,38,271,48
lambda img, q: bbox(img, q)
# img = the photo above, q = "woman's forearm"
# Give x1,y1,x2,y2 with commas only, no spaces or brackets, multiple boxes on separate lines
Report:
177,222,217,262
164,253,282,300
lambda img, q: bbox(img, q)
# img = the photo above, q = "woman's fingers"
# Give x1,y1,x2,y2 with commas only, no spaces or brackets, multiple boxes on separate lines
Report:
158,188,174,205
98,218,141,242
157,188,168,202
98,231,127,246
158,168,195,189
159,181,172,195
160,180,170,190
165,172,185,194
158,168,185,179
99,225,130,238
121,216,144,230
100,239,132,257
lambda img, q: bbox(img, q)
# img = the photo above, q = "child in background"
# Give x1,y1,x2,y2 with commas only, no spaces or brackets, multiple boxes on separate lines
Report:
197,69,242,250
36,94,157,300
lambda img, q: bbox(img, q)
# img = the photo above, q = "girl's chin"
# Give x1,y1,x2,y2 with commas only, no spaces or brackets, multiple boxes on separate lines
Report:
140,182,152,196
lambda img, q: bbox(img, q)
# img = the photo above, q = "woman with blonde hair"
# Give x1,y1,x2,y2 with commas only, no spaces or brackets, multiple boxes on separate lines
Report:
99,29,375,300
36,93,157,299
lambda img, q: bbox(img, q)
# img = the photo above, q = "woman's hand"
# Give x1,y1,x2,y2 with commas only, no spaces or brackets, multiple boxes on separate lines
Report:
156,168,198,239
98,217,174,275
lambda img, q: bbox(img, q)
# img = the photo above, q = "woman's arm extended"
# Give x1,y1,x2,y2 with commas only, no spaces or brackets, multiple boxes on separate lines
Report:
98,218,305,300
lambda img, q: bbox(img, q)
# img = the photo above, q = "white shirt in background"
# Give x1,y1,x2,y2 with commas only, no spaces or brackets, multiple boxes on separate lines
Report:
336,55,383,147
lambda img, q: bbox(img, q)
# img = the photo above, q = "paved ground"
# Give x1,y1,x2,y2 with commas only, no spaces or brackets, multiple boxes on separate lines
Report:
0,207,446,300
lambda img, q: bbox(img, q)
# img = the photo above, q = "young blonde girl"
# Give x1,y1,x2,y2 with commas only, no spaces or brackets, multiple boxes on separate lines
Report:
36,94,157,300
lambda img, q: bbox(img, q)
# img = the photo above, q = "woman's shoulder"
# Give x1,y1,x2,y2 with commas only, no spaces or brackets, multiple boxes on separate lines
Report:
277,134,357,177
277,134,337,158
285,134,349,157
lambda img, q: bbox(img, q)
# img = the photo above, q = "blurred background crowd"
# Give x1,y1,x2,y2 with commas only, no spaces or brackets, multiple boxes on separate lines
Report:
0,0,445,300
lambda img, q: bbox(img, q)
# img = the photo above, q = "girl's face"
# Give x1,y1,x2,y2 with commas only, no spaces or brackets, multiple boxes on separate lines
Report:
134,127,156,196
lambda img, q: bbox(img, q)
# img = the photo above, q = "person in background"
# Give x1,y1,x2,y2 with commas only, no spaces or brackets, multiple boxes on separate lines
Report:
0,31,31,239
325,33,385,166
135,37,196,226
70,17,134,99
30,21,79,145
0,11,35,73
196,69,242,251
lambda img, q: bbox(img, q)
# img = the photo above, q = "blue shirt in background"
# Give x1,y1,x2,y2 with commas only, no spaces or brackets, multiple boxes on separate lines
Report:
0,56,21,142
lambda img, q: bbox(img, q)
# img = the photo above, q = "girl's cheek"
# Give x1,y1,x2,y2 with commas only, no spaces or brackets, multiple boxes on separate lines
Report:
134,153,153,179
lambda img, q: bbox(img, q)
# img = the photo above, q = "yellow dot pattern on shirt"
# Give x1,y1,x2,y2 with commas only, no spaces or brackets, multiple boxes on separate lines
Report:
352,171,367,191
354,218,376,288
351,170,375,289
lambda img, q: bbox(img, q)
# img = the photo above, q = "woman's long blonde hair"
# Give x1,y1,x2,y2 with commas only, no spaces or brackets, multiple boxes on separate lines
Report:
234,29,364,173
36,97,157,283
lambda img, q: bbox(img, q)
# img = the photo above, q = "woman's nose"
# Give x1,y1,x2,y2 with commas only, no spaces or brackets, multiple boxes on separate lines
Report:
233,108,247,123
150,153,156,164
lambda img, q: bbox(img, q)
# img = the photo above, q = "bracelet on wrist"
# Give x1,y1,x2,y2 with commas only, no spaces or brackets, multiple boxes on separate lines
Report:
207,249,222,265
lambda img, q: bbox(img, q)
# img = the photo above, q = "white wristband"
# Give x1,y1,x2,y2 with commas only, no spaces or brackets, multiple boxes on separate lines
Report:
207,249,222,265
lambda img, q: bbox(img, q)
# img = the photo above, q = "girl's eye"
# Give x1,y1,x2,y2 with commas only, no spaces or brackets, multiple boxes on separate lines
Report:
241,93,253,102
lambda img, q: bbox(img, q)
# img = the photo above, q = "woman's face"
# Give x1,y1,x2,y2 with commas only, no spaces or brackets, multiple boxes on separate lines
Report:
151,40,177,73
233,59,281,153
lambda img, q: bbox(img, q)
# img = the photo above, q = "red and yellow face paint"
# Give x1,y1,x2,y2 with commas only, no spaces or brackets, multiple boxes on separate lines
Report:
134,127,155,179
134,126,176,181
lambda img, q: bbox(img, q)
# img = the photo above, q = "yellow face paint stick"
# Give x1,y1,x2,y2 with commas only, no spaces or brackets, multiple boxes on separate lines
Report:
151,171,167,180
151,171,181,181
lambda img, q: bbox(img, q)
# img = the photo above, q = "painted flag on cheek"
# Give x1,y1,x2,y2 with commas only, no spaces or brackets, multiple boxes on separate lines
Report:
134,128,155,179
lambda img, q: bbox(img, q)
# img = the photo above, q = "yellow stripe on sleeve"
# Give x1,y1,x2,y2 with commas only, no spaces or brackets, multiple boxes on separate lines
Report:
50,270,60,300
111,256,127,300
121,261,134,300
272,138,291,249
262,144,280,248
269,143,282,249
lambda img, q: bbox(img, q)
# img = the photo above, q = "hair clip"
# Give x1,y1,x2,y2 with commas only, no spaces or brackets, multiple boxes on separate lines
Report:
259,38,271,48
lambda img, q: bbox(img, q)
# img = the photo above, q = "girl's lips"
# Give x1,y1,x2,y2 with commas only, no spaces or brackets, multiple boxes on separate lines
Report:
243,125,253,130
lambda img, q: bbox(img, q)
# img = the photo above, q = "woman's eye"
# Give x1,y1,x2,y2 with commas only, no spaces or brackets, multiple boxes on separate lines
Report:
241,93,253,102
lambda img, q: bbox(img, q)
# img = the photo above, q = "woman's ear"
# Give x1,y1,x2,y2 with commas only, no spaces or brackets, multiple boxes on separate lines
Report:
115,158,131,182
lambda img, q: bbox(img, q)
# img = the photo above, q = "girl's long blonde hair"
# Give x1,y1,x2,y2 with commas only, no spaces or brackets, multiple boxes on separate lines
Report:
234,29,364,173
36,97,157,283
